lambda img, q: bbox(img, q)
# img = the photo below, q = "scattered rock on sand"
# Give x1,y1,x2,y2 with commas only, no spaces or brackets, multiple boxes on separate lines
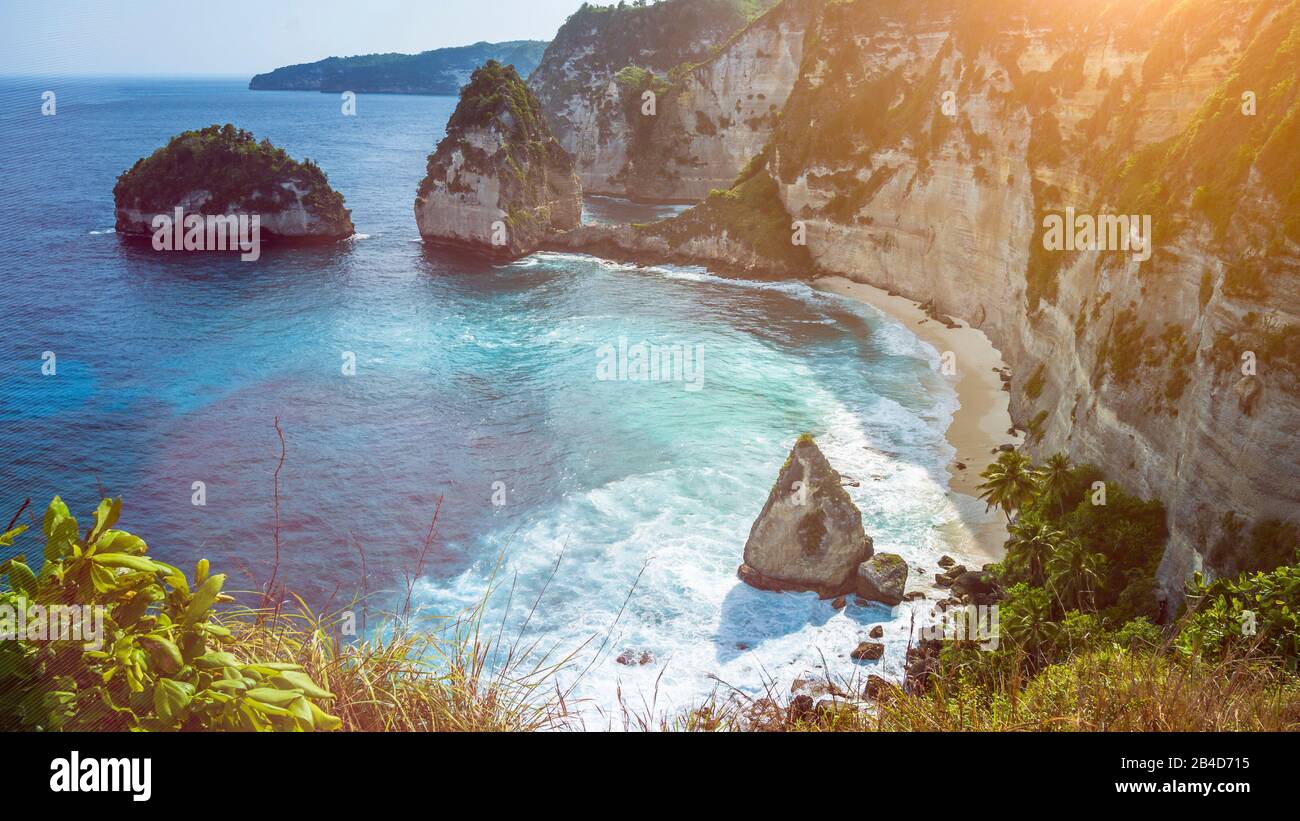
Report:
856,552,908,605
935,564,967,587
851,641,885,661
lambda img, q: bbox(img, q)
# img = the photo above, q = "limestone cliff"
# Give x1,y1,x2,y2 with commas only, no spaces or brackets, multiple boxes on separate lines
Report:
586,0,1300,608
528,0,785,199
607,0,815,200
113,124,354,242
415,61,581,257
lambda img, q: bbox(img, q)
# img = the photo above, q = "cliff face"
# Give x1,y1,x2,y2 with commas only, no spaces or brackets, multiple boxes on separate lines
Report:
528,0,783,198
415,61,581,257
616,0,815,200
603,0,1300,606
113,124,354,241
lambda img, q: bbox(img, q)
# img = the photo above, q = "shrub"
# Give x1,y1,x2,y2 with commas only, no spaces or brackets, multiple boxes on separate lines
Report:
1177,563,1300,670
0,497,339,731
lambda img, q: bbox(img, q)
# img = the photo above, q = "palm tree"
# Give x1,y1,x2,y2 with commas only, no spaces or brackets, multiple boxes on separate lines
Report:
1039,452,1075,518
975,450,1040,524
1006,520,1062,586
1004,584,1058,662
1046,537,1105,612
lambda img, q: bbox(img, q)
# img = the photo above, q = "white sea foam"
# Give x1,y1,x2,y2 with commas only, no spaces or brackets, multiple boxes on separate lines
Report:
404,257,990,723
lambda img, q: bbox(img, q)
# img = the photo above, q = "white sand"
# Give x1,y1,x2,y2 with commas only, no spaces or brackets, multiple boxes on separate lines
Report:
814,276,1022,562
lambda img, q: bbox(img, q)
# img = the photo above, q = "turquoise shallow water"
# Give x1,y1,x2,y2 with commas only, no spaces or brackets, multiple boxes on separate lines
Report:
0,77,981,714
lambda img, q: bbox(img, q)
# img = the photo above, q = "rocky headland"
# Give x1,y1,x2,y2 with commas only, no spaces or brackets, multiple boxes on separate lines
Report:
249,40,548,95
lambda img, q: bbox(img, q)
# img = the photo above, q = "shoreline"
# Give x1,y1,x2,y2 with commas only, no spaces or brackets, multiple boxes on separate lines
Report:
813,275,1021,563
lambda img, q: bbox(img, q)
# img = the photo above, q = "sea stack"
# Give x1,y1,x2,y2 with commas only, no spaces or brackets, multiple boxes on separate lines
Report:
414,60,581,257
113,124,354,244
738,434,874,598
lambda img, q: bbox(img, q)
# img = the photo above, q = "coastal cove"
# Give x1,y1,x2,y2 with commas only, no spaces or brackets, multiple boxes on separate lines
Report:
1,77,1013,716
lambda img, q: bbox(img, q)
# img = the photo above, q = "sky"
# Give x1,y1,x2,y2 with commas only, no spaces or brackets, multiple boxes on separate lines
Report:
0,0,587,76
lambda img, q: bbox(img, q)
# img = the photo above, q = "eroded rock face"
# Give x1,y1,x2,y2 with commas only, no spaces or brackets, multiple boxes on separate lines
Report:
856,553,907,606
112,124,354,243
527,0,776,198
414,60,580,257
738,435,873,597
627,0,1300,610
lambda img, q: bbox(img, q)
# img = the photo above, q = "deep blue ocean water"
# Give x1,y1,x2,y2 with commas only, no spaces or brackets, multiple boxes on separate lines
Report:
0,77,980,714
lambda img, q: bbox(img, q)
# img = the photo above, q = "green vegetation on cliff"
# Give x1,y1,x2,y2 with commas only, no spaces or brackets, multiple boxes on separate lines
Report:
417,60,575,211
113,124,351,225
249,40,549,94
415,61,580,255
636,165,813,273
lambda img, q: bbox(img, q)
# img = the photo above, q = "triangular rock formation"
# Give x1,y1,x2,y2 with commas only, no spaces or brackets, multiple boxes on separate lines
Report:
738,434,873,597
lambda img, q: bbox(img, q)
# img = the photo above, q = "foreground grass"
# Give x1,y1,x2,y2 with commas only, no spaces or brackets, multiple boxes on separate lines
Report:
654,650,1300,732
218,597,583,732
214,601,1300,732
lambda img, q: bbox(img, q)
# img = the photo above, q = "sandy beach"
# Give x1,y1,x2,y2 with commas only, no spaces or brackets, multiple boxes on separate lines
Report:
814,275,1022,562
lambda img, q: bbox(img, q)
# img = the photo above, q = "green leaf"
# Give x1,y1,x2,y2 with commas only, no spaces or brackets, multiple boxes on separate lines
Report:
287,695,314,725
90,562,121,594
195,651,241,670
42,496,71,538
6,560,37,598
0,525,26,548
246,687,302,706
137,635,184,675
273,670,335,699
44,516,80,562
89,497,121,542
183,573,226,626
92,530,146,557
91,553,163,573
209,679,248,691
309,701,342,731
240,661,303,673
153,678,195,723
115,584,163,627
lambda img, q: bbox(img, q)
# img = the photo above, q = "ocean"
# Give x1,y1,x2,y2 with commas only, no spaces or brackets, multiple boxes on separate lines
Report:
0,77,983,717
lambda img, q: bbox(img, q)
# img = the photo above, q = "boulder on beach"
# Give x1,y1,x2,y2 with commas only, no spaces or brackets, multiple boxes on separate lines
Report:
935,564,967,587
738,434,874,597
855,552,908,605
950,570,1004,605
851,641,885,661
